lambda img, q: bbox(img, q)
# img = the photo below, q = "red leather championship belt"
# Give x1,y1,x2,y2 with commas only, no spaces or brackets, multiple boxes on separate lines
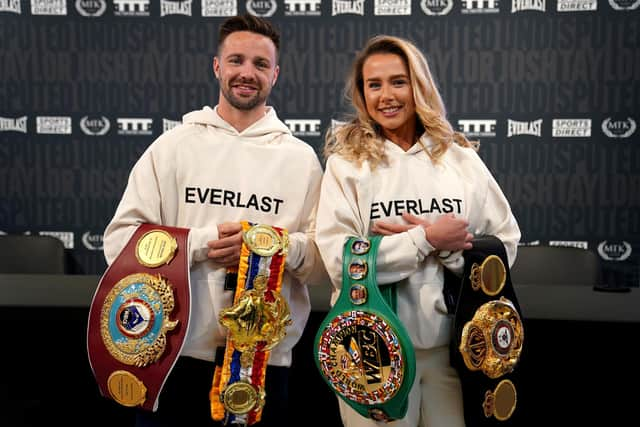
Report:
87,224,191,411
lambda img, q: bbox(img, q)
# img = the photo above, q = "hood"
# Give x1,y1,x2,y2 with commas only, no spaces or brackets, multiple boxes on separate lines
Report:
182,106,291,143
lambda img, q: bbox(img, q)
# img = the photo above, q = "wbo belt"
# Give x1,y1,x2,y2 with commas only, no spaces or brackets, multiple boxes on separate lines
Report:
210,221,291,426
448,235,525,425
86,223,191,411
314,236,416,422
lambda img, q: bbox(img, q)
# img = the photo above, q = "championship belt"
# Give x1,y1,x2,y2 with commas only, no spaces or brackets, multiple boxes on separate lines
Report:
449,235,525,425
86,224,191,411
314,236,416,422
210,221,291,426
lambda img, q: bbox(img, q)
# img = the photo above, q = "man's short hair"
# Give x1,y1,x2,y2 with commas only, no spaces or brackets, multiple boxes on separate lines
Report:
218,14,280,52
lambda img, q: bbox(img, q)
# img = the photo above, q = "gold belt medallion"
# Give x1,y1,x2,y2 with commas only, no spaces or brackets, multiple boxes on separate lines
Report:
100,273,179,367
135,229,178,268
483,379,517,421
459,297,524,379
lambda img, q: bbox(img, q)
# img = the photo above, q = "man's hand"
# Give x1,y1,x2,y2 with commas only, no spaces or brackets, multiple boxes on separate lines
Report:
207,222,243,267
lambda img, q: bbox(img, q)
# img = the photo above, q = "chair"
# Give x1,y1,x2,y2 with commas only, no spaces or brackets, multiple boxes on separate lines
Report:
0,235,67,274
510,245,601,286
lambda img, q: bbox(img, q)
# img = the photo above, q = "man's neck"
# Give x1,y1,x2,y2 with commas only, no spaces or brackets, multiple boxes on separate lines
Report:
217,103,268,133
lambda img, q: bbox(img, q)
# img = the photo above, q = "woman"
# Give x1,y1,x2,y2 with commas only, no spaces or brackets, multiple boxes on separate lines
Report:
315,35,521,427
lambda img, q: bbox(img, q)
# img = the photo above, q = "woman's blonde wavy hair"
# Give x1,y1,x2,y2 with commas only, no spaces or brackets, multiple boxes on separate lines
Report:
324,35,477,170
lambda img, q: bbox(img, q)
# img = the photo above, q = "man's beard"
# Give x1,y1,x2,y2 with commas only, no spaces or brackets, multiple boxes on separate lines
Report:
220,79,269,111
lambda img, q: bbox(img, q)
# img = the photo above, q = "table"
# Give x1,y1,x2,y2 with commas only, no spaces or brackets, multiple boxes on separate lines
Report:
1,274,639,322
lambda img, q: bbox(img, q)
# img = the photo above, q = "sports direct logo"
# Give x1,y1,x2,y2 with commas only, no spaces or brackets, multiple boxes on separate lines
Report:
552,119,591,137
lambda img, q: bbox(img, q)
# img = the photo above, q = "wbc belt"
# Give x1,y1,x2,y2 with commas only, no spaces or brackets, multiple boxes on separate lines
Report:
86,224,191,411
210,221,291,426
449,235,525,425
314,236,416,422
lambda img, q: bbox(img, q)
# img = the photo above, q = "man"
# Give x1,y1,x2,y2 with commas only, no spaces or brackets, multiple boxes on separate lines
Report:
102,14,326,426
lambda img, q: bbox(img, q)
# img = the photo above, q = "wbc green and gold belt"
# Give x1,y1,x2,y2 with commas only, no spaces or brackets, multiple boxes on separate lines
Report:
314,236,416,422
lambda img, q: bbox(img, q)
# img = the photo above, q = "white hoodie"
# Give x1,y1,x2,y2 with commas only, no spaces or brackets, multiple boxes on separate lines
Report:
315,135,521,351
103,106,326,367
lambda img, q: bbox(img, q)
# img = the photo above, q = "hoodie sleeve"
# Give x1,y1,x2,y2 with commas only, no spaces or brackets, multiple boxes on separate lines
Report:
284,155,330,287
467,150,521,268
316,155,426,294
103,138,218,267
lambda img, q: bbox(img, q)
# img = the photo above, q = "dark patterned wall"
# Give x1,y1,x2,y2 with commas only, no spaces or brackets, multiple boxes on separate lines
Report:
1,0,639,286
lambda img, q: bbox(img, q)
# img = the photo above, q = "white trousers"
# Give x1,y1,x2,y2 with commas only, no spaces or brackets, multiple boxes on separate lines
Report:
337,345,465,427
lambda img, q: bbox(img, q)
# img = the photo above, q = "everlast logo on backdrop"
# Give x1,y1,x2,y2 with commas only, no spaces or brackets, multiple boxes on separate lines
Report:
333,0,365,15
420,0,453,14
284,0,321,15
160,0,192,16
185,187,285,215
511,0,545,11
374,0,412,15
247,0,277,16
202,0,236,16
597,241,632,261
75,0,107,16
0,0,21,13
601,118,636,139
370,198,463,220
163,118,181,133
285,119,321,137
0,116,27,133
114,0,150,15
461,0,499,13
507,119,542,137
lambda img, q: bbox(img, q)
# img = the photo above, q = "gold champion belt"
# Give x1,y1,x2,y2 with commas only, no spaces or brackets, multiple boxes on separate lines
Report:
314,236,416,422
449,235,525,425
87,224,191,412
210,221,291,426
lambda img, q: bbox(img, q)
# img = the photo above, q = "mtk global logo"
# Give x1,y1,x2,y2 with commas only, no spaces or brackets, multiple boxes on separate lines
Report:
608,0,639,9
597,241,632,261
601,117,636,139
75,0,107,16
421,0,453,14
246,0,277,16
80,116,110,136
82,232,104,251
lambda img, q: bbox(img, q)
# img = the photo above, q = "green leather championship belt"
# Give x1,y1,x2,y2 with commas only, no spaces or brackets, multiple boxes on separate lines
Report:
449,235,525,426
314,236,416,422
